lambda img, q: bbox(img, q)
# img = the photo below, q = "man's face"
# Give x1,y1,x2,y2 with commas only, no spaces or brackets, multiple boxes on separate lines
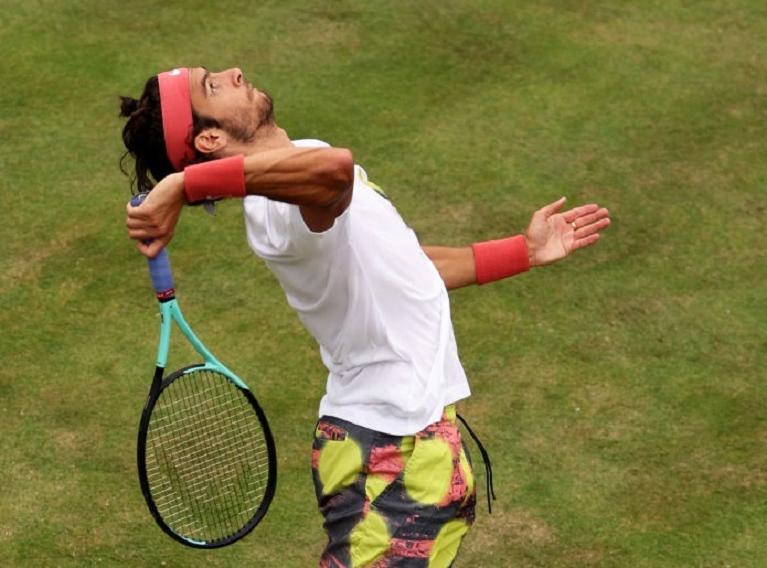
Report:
189,66,274,143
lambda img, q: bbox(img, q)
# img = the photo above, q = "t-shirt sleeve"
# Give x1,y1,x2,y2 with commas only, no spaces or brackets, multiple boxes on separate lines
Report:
243,195,351,263
243,138,352,263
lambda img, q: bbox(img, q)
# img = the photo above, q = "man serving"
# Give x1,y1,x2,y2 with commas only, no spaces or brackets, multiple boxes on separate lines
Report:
120,66,610,567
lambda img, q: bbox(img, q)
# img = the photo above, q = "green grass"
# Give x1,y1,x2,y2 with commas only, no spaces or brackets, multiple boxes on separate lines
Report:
1,0,765,566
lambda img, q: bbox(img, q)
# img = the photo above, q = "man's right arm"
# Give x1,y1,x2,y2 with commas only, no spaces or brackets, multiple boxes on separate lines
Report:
125,147,354,257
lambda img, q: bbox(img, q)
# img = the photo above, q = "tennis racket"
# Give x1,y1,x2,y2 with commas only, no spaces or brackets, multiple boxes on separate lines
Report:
130,193,277,548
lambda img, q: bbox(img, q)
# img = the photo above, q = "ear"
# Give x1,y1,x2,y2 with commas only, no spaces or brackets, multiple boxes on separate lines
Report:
193,127,229,156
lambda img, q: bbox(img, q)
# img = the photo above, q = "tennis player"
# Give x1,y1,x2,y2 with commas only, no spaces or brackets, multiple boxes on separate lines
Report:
120,66,610,567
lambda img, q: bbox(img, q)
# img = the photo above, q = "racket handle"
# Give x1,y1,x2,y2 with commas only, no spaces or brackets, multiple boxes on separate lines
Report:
129,194,176,301
147,249,176,300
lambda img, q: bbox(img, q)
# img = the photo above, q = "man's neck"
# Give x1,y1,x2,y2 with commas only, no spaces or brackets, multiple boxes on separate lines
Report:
214,125,293,160
243,125,292,154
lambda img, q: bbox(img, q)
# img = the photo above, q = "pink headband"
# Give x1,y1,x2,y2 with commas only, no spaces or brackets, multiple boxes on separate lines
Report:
157,68,195,171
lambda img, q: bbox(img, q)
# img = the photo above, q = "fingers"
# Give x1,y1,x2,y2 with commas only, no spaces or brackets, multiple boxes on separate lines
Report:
126,208,171,252
128,228,158,240
570,213,610,252
574,216,610,238
125,205,173,240
538,196,567,217
126,216,164,240
126,202,154,235
128,220,173,252
562,203,600,224
135,240,152,257
571,233,600,251
135,237,169,258
126,223,165,240
571,207,610,230
125,200,151,218
125,177,184,258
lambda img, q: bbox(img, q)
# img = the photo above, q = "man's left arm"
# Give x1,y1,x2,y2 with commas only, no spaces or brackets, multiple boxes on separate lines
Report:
422,197,611,291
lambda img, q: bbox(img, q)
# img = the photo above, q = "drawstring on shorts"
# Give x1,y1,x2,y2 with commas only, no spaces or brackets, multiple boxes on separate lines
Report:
456,413,497,514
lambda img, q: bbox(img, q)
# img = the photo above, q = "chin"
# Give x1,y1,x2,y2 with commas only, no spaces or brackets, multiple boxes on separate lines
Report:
259,92,275,127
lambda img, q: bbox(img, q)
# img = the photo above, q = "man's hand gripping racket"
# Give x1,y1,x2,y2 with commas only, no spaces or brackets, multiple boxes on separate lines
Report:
130,193,276,548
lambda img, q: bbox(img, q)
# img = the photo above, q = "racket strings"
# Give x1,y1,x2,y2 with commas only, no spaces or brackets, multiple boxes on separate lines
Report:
153,377,265,533
145,369,270,542
148,374,267,538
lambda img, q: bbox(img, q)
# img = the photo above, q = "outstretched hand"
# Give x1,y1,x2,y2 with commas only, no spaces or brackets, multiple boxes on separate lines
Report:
125,172,186,258
525,197,610,267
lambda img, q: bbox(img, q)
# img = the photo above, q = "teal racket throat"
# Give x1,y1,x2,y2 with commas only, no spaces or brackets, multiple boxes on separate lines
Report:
154,299,246,390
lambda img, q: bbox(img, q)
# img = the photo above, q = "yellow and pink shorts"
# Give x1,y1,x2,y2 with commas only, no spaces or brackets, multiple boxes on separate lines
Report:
311,406,476,568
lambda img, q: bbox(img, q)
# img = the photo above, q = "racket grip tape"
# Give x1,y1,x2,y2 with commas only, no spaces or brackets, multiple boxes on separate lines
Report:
148,249,175,300
129,194,176,301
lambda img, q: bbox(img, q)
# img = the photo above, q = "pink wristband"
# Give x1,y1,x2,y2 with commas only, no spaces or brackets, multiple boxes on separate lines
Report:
183,155,246,203
472,235,530,285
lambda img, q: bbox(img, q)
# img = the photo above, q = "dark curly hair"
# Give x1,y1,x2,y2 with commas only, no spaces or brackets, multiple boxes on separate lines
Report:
119,75,220,194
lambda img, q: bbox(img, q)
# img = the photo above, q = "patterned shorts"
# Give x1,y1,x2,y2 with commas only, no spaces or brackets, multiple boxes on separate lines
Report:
311,406,476,568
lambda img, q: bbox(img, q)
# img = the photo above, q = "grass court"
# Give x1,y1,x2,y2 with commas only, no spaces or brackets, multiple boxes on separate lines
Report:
0,1,765,566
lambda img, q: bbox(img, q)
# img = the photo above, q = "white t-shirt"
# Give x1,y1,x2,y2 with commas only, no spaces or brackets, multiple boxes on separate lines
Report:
243,139,470,435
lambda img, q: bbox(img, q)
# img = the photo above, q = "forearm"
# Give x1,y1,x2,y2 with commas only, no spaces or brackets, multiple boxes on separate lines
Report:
242,147,354,208
421,246,477,290
423,235,531,290
180,147,354,232
183,147,354,208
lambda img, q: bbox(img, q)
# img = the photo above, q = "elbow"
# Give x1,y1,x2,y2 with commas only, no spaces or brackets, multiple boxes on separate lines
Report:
331,148,355,191
322,148,354,204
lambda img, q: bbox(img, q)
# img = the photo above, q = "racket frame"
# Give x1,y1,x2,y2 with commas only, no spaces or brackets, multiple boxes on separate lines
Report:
136,294,277,549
